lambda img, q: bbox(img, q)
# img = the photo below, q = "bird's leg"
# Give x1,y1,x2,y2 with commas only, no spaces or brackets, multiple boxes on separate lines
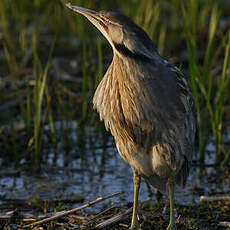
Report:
155,188,163,204
144,179,152,199
166,177,177,230
130,170,141,230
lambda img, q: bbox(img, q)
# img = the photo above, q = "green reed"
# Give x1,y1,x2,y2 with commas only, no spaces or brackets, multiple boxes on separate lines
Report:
31,31,56,169
182,0,212,161
182,0,230,163
215,33,230,164
32,33,44,168
0,0,229,168
96,41,104,87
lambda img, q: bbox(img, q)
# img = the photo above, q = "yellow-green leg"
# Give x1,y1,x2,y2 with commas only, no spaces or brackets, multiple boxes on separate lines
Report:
130,170,141,230
155,188,163,204
166,177,177,230
144,179,152,198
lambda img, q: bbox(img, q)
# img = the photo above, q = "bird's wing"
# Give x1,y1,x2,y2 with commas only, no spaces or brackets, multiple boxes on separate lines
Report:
118,59,196,170
119,59,188,132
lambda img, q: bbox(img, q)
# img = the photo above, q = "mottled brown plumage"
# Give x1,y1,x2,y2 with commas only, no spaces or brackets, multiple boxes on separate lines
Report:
66,4,196,230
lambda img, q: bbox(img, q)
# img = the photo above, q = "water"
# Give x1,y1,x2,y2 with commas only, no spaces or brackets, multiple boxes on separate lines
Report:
0,121,229,215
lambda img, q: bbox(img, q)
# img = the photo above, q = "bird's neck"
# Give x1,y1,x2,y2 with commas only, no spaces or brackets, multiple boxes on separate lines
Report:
113,43,155,63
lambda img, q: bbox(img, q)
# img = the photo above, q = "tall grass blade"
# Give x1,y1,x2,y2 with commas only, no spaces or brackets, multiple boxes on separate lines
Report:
32,33,56,169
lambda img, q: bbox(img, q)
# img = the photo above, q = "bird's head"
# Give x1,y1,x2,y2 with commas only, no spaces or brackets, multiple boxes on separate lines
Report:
66,3,157,60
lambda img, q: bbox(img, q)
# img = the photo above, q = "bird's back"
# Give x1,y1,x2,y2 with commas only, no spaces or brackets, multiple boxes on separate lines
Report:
93,51,196,192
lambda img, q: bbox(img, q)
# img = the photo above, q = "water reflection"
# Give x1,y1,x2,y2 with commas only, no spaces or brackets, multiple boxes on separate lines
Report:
0,121,229,213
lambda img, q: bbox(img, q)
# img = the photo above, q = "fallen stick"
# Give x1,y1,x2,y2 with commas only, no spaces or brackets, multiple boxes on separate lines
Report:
23,191,122,228
23,218,37,223
200,196,230,202
69,215,90,221
2,196,84,205
94,208,132,229
87,206,116,222
218,221,230,227
0,210,16,220
81,207,116,228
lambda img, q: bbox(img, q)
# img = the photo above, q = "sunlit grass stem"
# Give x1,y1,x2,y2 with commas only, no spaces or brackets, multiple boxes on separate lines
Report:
32,32,56,169
0,0,229,169
182,0,229,163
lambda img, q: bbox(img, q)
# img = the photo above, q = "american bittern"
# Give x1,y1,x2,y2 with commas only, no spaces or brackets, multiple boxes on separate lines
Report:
66,3,196,230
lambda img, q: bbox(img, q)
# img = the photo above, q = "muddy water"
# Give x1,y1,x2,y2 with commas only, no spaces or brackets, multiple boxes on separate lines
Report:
0,121,229,214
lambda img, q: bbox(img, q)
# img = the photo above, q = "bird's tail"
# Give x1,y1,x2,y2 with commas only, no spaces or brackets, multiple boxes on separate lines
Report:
175,158,190,187
142,174,166,193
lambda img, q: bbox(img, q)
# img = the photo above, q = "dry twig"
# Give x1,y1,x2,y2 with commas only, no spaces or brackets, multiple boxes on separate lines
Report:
23,191,122,228
200,196,230,202
94,208,132,229
218,221,230,227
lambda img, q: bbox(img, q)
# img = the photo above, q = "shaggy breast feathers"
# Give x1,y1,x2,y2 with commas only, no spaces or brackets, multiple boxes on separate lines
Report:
93,54,196,187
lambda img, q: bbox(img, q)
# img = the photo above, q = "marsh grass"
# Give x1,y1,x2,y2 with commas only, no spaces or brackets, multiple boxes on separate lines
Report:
32,32,56,169
0,0,229,168
182,0,230,164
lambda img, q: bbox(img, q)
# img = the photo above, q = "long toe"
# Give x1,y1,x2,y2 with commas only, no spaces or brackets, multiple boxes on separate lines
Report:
129,220,141,230
129,225,142,230
166,223,177,230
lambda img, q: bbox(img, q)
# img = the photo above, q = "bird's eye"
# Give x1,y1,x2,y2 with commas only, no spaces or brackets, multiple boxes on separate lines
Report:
100,11,117,25
99,20,108,31
100,11,108,17
100,16,111,24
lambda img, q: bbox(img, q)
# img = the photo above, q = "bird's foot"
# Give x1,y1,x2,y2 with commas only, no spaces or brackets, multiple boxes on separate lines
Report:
129,219,141,230
166,223,177,230
129,224,141,230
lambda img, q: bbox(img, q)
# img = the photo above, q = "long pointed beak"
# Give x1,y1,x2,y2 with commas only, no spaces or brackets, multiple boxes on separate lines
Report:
66,3,113,47
66,3,99,19
65,3,108,34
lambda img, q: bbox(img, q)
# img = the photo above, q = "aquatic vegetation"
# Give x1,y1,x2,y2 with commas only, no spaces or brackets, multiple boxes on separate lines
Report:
0,0,229,211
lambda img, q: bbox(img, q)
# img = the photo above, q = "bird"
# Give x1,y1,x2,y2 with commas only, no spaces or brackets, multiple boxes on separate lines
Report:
66,3,196,230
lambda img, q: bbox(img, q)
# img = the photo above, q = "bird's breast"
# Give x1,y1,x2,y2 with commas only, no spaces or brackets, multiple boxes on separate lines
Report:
93,55,195,179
